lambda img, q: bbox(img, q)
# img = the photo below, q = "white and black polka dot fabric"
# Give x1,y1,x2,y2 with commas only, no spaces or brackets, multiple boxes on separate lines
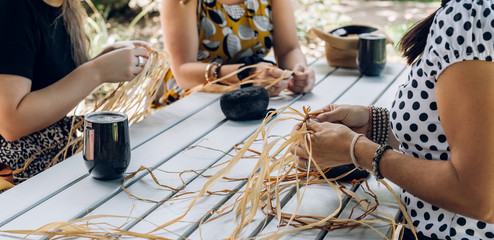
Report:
390,0,494,238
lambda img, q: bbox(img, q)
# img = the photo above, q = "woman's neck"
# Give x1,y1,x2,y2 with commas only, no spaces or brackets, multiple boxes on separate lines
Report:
43,0,63,7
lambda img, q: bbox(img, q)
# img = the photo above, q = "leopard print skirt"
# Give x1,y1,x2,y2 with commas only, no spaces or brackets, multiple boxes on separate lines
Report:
0,116,83,184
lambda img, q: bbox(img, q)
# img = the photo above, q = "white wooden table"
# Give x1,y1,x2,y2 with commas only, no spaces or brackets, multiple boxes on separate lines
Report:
0,58,409,240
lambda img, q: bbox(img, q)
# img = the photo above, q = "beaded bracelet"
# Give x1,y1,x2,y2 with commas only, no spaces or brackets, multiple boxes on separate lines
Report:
213,63,223,81
369,106,390,145
372,144,392,180
366,106,373,138
237,63,252,81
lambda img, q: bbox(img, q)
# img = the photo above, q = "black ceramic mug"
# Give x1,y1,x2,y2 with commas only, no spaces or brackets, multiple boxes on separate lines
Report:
357,33,387,76
83,111,130,180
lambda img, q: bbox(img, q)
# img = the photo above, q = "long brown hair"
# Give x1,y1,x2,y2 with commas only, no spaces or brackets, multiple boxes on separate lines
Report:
62,0,90,66
400,0,450,65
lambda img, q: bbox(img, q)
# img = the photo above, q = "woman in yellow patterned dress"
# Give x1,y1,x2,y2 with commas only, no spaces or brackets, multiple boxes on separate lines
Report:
156,0,315,106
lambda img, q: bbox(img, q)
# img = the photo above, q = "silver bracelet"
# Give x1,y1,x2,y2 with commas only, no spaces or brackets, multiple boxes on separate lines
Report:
350,134,364,170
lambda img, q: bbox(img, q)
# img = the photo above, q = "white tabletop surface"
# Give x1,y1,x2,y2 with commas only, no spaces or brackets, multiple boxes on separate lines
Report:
0,58,409,240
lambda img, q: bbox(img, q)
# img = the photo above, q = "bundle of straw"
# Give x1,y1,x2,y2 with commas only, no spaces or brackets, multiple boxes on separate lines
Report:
91,49,169,124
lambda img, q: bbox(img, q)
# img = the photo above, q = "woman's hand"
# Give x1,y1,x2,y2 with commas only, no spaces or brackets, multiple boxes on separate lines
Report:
90,46,149,84
290,121,357,170
311,104,370,136
251,62,290,97
288,64,315,93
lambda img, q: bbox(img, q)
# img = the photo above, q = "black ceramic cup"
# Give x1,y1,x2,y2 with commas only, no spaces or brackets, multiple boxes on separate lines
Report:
357,33,387,76
83,111,130,180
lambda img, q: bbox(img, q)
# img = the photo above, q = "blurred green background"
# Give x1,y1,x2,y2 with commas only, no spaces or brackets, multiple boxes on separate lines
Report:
83,0,440,63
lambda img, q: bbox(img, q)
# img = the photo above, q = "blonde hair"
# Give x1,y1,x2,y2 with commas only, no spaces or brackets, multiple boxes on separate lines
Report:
62,0,90,66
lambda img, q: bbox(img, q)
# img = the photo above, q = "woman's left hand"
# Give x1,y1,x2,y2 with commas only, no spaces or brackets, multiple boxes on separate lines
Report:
252,62,290,97
288,64,315,93
290,120,356,170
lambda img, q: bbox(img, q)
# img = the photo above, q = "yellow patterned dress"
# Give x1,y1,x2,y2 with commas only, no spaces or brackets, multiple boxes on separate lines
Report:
153,0,273,107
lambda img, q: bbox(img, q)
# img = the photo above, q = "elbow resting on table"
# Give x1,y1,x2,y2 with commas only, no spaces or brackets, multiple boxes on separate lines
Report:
473,199,494,224
171,65,199,91
459,189,494,224
0,129,23,142
0,118,28,142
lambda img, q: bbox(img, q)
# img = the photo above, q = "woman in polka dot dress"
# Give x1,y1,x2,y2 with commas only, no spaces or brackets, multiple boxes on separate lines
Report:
290,0,494,238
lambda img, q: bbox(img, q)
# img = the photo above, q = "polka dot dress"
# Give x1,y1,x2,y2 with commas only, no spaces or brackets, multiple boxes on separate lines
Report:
390,0,494,238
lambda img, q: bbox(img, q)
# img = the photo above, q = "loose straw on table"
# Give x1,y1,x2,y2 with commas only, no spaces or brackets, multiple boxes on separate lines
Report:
0,106,416,239
2,58,417,239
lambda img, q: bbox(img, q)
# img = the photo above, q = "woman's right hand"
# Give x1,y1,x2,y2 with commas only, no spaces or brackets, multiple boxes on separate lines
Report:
90,46,149,84
290,120,358,170
251,62,290,97
311,104,370,136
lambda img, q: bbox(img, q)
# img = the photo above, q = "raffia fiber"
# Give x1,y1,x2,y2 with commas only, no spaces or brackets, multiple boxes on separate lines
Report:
1,106,416,239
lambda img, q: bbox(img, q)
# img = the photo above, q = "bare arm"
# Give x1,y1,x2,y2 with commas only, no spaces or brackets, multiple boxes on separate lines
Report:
0,46,148,141
356,60,494,223
292,61,494,222
271,0,314,93
161,0,217,90
270,0,306,70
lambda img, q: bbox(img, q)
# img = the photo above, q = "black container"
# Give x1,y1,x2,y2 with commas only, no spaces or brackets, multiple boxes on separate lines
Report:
220,86,270,121
83,111,130,180
357,33,387,76
330,25,378,37
323,164,369,182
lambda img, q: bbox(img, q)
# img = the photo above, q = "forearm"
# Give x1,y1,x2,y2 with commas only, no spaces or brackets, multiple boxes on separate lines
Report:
276,47,307,71
387,126,400,149
172,62,242,90
2,63,101,140
355,137,494,223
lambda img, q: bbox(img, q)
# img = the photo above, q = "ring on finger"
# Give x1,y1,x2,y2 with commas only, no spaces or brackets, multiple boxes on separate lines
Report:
136,56,145,67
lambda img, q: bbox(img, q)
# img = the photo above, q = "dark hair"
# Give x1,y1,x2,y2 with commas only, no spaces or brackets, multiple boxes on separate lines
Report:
399,0,450,65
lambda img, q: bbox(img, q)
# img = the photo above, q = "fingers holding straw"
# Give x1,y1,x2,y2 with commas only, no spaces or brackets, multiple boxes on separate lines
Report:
132,47,150,75
290,120,358,170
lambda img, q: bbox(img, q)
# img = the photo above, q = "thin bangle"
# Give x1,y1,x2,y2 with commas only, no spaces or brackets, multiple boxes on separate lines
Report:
205,62,220,83
350,134,365,170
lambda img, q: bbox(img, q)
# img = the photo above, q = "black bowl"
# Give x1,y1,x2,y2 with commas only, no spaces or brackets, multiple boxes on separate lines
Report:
220,86,270,121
